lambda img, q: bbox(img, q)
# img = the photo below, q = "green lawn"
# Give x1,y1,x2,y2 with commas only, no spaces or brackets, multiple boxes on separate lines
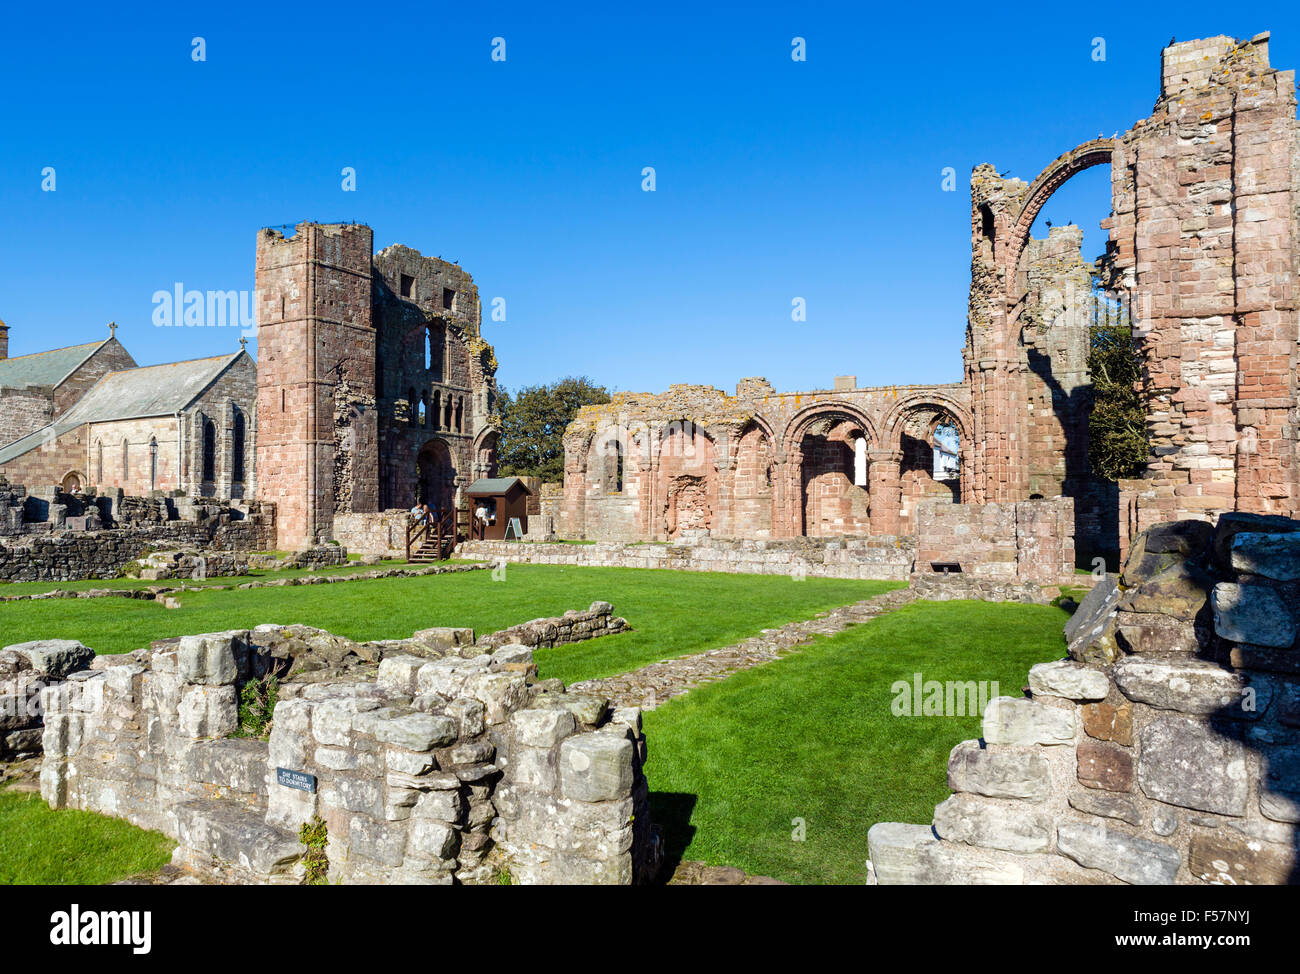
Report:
0,565,899,686
644,598,1069,885
0,791,173,884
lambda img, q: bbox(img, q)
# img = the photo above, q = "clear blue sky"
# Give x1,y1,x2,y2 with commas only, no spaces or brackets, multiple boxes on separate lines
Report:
1,2,1295,395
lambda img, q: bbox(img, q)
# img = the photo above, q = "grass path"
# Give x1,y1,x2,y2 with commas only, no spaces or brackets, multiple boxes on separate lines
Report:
643,598,1069,885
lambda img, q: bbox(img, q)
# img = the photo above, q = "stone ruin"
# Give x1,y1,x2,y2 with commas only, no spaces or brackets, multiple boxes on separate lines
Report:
0,475,276,582
29,609,657,884
869,513,1300,885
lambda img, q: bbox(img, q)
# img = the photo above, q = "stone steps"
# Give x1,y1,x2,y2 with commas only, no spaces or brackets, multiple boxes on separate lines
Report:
173,798,303,884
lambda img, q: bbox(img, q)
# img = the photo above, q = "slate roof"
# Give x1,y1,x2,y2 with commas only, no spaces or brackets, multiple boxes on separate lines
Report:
0,340,107,390
465,477,533,496
0,352,245,465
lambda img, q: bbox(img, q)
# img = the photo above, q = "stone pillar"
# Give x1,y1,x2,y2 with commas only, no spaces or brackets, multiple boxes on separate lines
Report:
712,455,736,539
868,449,903,536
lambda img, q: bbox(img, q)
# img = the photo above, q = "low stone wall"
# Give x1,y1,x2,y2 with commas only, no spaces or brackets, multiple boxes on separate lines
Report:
39,623,660,885
333,511,411,559
0,640,94,760
457,536,916,580
869,513,1300,885
477,601,628,652
908,572,1051,605
914,497,1075,585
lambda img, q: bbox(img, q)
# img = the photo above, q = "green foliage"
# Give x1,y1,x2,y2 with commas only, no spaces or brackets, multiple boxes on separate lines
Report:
1087,324,1149,481
494,867,513,885
0,791,173,884
298,815,330,885
236,675,279,739
495,376,611,482
644,599,1070,884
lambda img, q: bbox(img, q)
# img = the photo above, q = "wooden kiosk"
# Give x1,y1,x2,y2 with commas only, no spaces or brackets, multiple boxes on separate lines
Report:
465,477,532,541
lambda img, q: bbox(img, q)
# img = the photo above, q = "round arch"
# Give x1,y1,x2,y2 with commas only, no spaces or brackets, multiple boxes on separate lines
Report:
779,401,878,456
880,391,973,452
1004,137,1115,297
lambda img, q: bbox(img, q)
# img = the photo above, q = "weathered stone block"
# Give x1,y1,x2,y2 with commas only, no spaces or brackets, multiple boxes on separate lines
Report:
1188,829,1296,885
373,713,458,751
1076,740,1133,792
560,732,633,802
982,697,1075,746
1114,657,1266,718
946,739,1051,801
178,685,237,738
1081,700,1132,745
867,822,1024,885
177,633,240,686
1056,822,1180,884
1211,582,1296,648
3,639,94,679
932,794,1052,853
1067,788,1142,826
1138,715,1247,816
1028,660,1109,701
511,708,576,749
1231,532,1300,580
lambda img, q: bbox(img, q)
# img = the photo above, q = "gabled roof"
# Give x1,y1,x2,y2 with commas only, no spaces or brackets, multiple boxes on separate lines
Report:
0,340,108,391
465,477,533,496
0,352,247,465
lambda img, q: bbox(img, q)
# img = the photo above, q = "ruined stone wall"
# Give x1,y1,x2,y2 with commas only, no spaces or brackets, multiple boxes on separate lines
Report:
40,624,659,885
476,601,628,651
913,498,1075,585
372,245,498,515
562,380,970,543
870,514,1300,885
332,510,411,559
967,33,1300,559
1110,34,1300,532
457,536,917,581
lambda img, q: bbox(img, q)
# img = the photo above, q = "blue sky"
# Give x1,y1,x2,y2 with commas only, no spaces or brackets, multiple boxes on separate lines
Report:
1,2,1295,395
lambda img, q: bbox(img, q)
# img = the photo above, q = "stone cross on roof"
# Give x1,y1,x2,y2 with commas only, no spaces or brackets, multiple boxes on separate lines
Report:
108,321,116,338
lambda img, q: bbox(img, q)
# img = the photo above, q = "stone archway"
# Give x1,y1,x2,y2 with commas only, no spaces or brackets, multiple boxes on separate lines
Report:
786,408,874,538
416,439,456,515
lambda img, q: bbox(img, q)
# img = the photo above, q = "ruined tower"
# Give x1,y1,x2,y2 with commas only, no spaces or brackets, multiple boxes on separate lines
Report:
255,223,378,550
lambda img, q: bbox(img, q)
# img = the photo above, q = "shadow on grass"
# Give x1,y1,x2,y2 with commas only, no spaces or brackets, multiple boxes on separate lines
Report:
648,791,697,881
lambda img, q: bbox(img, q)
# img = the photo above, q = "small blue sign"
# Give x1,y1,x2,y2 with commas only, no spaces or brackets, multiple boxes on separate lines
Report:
276,768,317,793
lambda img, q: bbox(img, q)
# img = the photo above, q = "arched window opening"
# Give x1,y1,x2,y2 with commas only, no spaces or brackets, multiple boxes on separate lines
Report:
432,391,441,430
407,388,417,425
933,421,960,481
418,395,427,428
149,437,159,491
853,436,868,487
444,396,453,430
121,438,129,479
232,412,246,482
95,441,103,484
202,419,216,483
455,397,464,432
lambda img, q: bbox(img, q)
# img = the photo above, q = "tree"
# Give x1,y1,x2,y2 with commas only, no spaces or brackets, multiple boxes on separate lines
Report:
1087,324,1148,481
495,376,611,482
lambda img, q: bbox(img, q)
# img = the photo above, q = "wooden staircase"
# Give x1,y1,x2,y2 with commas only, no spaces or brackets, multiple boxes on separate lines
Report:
406,509,459,563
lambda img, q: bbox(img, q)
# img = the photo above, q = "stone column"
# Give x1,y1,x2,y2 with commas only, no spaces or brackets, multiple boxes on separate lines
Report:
868,449,903,536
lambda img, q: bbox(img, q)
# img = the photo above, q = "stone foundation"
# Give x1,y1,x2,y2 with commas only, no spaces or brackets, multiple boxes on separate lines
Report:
913,497,1075,584
40,623,660,885
332,511,411,559
457,536,917,580
476,601,628,652
869,514,1300,885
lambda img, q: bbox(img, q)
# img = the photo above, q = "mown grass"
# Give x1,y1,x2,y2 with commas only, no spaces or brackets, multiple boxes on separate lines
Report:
644,598,1069,885
0,790,173,884
0,565,900,686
